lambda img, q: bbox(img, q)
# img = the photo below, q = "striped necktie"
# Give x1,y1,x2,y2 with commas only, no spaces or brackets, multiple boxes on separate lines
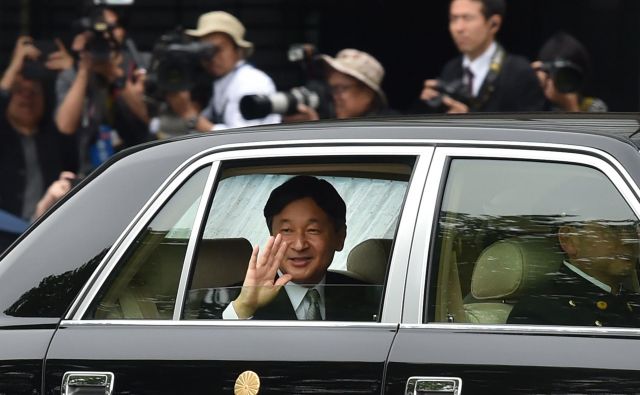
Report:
304,288,322,320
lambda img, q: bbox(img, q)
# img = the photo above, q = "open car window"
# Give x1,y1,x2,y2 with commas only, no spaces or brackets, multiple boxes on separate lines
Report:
82,155,416,321
184,157,415,322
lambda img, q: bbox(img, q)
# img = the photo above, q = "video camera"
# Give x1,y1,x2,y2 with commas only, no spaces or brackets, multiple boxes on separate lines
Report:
72,0,133,61
144,28,216,97
239,43,334,120
424,79,472,111
535,59,584,93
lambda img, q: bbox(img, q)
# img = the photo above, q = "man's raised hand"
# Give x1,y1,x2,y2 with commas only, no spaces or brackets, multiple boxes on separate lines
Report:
232,234,291,318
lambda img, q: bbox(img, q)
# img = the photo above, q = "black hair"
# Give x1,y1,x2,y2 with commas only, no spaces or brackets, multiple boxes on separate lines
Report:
106,7,129,31
263,175,346,233
452,0,506,20
538,31,591,80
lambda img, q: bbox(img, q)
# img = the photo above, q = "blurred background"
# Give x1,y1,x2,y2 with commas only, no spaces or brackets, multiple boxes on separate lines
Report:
0,0,638,112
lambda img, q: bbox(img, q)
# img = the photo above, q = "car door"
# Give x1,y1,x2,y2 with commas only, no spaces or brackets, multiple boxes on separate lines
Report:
44,145,432,394
385,146,640,394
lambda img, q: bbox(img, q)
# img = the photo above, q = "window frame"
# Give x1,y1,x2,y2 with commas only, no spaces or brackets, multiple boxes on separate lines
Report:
66,145,434,324
405,146,640,335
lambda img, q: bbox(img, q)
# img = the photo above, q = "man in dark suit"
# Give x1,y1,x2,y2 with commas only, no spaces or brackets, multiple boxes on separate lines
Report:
221,175,379,321
508,221,640,327
420,0,544,113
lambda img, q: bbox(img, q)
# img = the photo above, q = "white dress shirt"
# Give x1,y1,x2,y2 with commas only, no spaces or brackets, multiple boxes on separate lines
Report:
202,61,281,130
222,273,326,320
462,41,497,97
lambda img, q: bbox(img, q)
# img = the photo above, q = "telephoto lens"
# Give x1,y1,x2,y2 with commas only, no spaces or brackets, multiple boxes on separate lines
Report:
240,87,321,120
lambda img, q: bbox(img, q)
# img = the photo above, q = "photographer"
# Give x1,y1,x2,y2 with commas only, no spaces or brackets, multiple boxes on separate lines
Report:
55,6,151,175
532,32,607,112
0,36,77,221
284,48,393,122
161,11,279,132
419,0,544,113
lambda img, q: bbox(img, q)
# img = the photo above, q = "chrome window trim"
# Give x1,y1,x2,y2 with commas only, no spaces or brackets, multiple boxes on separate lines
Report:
402,149,446,323
69,145,430,322
67,157,216,320
400,323,640,337
66,138,639,324
59,319,399,329
382,150,433,323
172,161,220,320
178,137,640,203
186,144,426,162
405,146,640,326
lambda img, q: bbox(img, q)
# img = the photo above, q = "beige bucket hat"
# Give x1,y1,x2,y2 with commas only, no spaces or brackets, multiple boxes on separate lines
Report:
322,49,386,105
186,11,254,56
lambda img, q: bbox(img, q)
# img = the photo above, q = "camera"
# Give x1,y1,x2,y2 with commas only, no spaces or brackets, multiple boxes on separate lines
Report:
424,79,472,111
240,81,331,120
72,8,122,62
144,28,216,97
20,40,58,81
536,60,584,93
239,43,333,120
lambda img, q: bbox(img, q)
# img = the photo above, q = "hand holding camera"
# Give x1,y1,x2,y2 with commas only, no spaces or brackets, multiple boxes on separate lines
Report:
44,39,74,72
421,78,471,113
420,79,441,102
14,37,42,63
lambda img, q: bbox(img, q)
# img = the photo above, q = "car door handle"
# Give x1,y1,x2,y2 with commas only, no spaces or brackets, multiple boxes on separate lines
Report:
61,371,115,395
405,376,462,395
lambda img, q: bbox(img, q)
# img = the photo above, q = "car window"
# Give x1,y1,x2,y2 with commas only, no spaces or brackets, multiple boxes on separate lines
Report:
427,159,640,328
183,156,415,321
81,155,415,321
84,165,211,319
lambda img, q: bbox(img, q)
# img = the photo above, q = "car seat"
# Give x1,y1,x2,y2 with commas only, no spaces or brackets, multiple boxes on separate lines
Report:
464,236,564,324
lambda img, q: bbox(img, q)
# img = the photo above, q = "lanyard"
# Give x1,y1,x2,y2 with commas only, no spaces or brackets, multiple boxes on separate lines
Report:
469,44,506,111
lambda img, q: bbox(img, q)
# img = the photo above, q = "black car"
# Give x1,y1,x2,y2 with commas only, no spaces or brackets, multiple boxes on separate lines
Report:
2,113,640,394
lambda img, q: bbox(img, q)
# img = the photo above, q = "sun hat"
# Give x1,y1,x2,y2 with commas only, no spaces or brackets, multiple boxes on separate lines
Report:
186,11,254,56
321,49,386,105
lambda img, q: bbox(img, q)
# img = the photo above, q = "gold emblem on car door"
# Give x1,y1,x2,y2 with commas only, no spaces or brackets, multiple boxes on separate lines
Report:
234,370,260,395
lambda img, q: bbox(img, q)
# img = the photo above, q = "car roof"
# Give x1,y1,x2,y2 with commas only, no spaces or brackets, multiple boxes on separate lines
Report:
271,112,640,142
46,113,640,229
137,112,637,150
113,112,640,188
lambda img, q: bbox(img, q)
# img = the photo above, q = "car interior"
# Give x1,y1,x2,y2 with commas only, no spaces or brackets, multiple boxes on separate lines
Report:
430,159,640,326
90,156,414,321
432,212,567,325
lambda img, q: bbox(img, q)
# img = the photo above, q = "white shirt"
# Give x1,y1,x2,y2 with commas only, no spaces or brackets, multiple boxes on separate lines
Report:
202,61,281,130
563,261,612,293
283,277,326,320
222,273,326,320
462,41,497,97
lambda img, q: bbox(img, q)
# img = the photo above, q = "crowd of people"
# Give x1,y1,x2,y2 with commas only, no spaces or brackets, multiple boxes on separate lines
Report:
0,0,607,229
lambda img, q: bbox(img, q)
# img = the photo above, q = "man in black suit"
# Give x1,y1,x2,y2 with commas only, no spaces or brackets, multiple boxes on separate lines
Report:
420,0,544,113
508,221,640,327
221,175,379,321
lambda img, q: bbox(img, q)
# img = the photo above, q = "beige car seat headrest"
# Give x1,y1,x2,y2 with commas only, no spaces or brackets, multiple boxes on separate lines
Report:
346,238,392,285
191,237,253,289
471,237,564,300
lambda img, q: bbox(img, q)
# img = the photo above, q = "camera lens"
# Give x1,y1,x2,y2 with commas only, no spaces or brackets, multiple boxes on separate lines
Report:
240,95,274,120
